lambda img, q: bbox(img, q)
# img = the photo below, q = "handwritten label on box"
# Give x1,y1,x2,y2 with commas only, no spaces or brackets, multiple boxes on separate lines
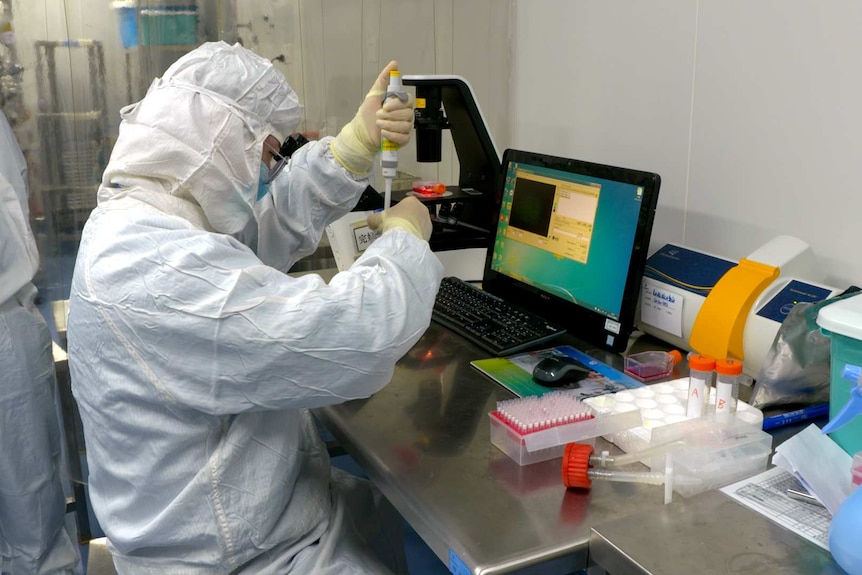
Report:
641,278,684,337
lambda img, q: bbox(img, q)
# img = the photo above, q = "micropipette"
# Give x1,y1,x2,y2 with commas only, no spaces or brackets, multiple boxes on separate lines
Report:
381,68,408,212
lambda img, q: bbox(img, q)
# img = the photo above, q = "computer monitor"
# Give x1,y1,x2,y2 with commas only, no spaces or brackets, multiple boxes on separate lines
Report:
482,149,661,353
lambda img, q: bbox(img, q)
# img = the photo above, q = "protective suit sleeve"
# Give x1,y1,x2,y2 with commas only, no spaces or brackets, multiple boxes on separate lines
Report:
71,206,444,415
253,136,368,272
0,110,39,304
0,110,27,207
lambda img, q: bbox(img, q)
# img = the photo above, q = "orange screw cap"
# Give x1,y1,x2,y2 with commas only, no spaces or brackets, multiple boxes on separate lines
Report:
715,358,743,376
562,443,594,489
688,353,716,372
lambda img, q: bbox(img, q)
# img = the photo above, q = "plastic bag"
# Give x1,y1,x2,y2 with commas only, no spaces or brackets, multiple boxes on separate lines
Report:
751,291,857,409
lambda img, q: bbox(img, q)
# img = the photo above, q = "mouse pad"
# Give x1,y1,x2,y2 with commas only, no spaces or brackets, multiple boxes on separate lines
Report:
471,345,643,399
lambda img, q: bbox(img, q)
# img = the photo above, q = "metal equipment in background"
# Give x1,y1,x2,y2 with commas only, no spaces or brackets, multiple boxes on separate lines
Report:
113,0,201,104
0,0,25,126
35,39,109,241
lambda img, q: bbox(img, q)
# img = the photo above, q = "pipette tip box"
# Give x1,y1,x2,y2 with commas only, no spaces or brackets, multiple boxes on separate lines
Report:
489,393,643,466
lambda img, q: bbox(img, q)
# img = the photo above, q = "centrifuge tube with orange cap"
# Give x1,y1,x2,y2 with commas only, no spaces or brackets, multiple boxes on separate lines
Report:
714,358,743,415
686,354,715,418
561,443,699,505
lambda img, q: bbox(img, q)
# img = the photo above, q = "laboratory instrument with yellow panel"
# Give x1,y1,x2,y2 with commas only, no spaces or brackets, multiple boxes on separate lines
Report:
638,235,844,378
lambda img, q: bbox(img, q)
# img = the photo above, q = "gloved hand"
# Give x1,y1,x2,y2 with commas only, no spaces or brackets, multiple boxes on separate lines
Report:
366,196,432,241
331,60,415,174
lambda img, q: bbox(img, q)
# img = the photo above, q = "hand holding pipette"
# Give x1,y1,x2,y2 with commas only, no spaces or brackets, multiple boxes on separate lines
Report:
366,196,432,241
330,61,414,178
381,67,409,211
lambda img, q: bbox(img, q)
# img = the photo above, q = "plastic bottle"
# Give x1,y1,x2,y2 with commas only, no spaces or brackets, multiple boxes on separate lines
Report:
830,488,862,575
820,363,862,575
561,443,699,505
686,354,715,418
714,358,742,416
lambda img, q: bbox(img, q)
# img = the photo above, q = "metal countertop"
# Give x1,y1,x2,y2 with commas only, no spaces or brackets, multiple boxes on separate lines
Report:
589,490,843,575
317,324,681,574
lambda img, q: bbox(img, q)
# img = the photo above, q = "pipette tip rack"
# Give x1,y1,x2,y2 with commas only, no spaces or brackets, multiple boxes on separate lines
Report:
490,391,643,466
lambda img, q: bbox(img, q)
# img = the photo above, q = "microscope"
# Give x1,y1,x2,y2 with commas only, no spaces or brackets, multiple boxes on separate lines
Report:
401,75,500,251
327,75,501,280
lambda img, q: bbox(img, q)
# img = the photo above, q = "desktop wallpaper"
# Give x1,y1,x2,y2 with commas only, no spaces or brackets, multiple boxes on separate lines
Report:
491,162,643,319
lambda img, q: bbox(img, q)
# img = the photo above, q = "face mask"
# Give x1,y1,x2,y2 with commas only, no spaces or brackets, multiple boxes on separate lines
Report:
257,161,271,200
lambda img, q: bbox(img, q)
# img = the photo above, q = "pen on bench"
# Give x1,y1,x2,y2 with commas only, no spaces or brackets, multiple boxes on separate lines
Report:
762,403,830,431
786,487,826,508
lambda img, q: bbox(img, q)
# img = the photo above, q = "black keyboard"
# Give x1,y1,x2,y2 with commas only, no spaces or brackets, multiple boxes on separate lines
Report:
432,277,566,356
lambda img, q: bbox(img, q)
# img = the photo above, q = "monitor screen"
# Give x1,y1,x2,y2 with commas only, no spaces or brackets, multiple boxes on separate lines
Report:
483,149,661,352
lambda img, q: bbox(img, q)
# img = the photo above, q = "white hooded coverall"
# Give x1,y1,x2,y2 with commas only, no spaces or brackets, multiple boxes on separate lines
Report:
0,111,80,574
67,42,443,574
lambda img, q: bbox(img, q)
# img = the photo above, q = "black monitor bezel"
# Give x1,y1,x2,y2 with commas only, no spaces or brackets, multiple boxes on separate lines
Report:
482,148,661,353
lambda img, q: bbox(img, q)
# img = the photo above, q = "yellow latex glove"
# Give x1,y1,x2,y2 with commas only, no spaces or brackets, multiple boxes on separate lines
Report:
331,60,415,175
366,196,432,241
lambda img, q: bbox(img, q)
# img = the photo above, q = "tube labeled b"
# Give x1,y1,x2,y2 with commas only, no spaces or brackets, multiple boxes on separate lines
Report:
714,358,742,416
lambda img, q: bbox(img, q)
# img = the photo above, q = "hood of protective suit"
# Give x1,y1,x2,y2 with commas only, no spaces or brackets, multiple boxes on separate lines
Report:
99,41,302,235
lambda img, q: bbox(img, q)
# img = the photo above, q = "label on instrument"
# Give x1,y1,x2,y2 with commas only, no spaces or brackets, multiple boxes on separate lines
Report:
351,219,379,252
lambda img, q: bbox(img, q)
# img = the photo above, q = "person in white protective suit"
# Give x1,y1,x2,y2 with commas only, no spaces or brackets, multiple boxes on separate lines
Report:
0,110,81,574
67,41,442,574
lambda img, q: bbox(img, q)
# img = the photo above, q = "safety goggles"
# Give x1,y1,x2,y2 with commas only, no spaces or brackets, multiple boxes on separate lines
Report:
261,140,288,184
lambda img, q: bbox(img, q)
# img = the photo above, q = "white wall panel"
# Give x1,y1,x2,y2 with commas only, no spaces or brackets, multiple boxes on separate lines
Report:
432,0,456,186
511,0,862,287
374,0,439,186
511,0,698,255
687,0,862,286
454,0,511,165
237,0,306,117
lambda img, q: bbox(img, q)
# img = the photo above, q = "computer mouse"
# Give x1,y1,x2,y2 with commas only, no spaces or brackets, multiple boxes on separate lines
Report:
532,355,592,388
